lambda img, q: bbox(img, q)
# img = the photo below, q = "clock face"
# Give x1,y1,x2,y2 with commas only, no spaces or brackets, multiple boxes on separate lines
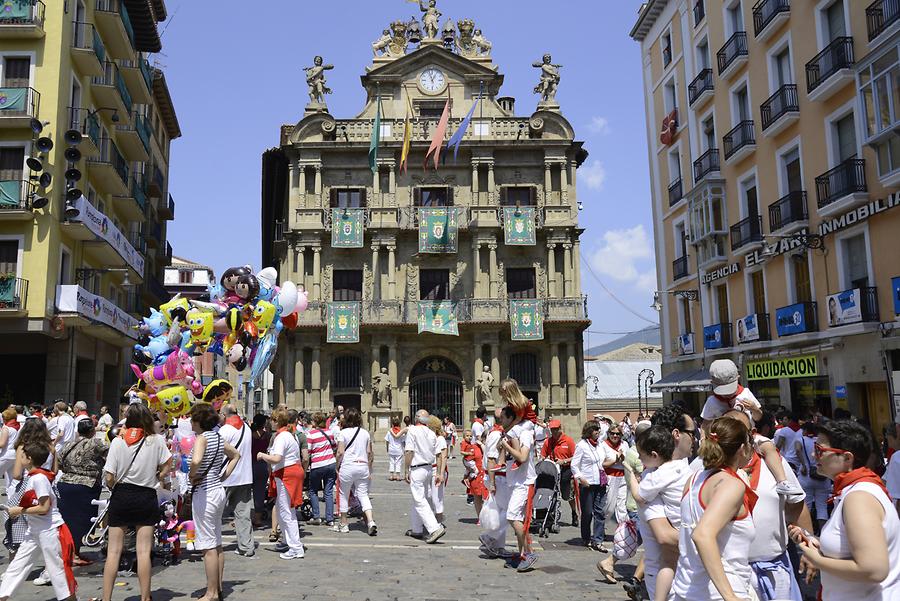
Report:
419,68,446,94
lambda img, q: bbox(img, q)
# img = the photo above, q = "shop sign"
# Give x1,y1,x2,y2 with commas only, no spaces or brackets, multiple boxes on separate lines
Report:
835,386,847,399
55,284,139,339
818,191,900,237
703,323,725,349
678,333,695,355
701,262,740,285
775,303,809,336
746,355,818,380
892,277,900,317
736,314,760,343
746,232,809,268
826,289,862,327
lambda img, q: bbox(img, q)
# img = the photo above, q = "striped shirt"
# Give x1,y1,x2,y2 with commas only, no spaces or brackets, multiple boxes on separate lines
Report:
306,428,336,469
193,431,224,492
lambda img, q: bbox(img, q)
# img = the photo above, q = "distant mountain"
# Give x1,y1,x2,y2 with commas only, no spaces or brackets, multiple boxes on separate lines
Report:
586,326,661,357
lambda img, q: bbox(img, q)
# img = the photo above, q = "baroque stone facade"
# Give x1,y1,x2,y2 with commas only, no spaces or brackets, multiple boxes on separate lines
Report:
261,14,589,432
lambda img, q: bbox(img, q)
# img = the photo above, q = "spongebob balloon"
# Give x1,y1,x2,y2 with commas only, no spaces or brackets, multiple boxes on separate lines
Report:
251,301,277,337
153,385,191,423
185,308,215,354
159,295,191,325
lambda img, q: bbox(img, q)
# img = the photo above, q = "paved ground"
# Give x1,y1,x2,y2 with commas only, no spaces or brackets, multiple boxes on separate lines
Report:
1,452,640,601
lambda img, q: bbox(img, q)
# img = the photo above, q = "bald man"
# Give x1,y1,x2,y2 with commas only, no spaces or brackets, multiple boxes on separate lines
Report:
403,410,445,543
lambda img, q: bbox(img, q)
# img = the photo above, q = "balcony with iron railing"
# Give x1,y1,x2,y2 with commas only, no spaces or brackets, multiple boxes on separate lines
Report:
688,68,714,107
815,158,868,214
693,148,720,181
0,0,44,38
768,191,808,233
827,287,880,326
147,164,164,197
70,22,105,77
159,194,174,220
717,31,748,78
0,276,27,312
91,61,131,116
867,0,900,42
113,174,147,221
752,0,790,40
94,0,134,59
68,106,101,157
668,178,683,207
673,255,690,280
165,241,172,263
760,84,799,136
806,37,855,101
116,113,150,161
703,322,733,349
775,301,818,336
0,180,36,219
87,137,129,196
119,56,153,104
128,231,146,255
730,215,764,252
694,0,705,26
723,120,756,162
0,87,39,127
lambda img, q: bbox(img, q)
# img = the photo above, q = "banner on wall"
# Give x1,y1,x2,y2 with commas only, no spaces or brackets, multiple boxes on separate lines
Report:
503,207,536,246
55,285,138,340
417,300,459,336
736,314,760,343
510,299,544,340
746,355,818,380
703,323,724,350
893,277,900,317
677,333,694,355
71,196,145,275
826,289,862,327
775,303,809,336
418,207,458,253
331,208,365,248
326,301,360,343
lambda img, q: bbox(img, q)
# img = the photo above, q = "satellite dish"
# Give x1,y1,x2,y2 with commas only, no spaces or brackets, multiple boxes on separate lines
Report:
66,187,83,201
38,172,52,188
36,137,53,153
64,147,82,162
26,156,43,171
64,130,83,146
31,196,49,209
65,168,81,182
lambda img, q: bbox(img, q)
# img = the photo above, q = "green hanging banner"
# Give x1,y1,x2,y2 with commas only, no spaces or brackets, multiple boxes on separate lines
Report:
327,301,360,343
503,207,536,246
510,299,544,341
417,300,459,336
331,208,364,248
0,1,31,21
418,207,458,253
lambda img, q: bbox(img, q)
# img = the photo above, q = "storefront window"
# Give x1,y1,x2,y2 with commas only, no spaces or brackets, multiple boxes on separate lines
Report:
751,379,780,409
790,377,832,418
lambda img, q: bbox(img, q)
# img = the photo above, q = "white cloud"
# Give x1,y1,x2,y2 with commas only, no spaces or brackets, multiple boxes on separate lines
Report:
588,116,611,135
581,160,607,191
589,225,658,293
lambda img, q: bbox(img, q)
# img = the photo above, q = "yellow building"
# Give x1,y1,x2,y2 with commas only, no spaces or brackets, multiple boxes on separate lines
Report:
0,0,180,410
631,0,900,434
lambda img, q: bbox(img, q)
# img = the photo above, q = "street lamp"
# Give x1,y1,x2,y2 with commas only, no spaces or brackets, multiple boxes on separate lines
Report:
76,268,135,289
760,232,825,259
651,289,699,311
638,368,655,415
585,375,600,395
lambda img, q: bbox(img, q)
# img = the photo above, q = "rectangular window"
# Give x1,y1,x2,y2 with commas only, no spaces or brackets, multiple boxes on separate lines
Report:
727,2,744,34
662,32,673,66
0,240,17,274
329,188,366,208
664,78,677,113
675,222,687,258
506,268,536,299
669,150,681,181
680,296,692,334
792,254,812,303
501,187,535,206
3,57,29,87
834,114,857,163
304,168,316,194
472,121,489,136
715,283,729,325
743,178,758,217
379,123,391,138
378,170,390,193
697,40,710,70
178,270,192,284
59,248,71,285
825,0,846,40
333,269,363,301
0,147,23,180
419,269,449,300
415,187,451,206
783,148,802,193
774,47,793,86
734,85,750,122
841,233,869,289
751,270,766,314
702,116,716,150
416,101,448,119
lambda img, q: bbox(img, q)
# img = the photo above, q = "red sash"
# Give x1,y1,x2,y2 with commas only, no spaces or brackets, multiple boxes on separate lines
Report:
273,463,305,508
603,439,624,477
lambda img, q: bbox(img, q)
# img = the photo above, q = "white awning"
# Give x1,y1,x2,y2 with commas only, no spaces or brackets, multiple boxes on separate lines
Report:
649,368,710,393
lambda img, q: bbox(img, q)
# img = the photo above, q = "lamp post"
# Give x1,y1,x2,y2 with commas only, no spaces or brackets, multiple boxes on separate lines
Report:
638,368,655,415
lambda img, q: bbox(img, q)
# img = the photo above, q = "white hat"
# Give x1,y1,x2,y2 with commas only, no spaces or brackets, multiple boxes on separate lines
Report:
709,359,740,396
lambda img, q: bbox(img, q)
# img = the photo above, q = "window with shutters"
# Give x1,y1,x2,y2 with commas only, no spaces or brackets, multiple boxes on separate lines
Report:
0,147,23,181
59,248,71,285
792,254,812,303
680,296,692,334
415,187,451,207
330,188,366,208
509,352,540,389
506,268,536,299
841,233,870,289
750,270,766,314
333,269,363,301
3,57,29,87
781,147,802,194
419,269,449,300
0,240,17,275
714,283,730,325
500,187,535,206
178,270,192,284
833,113,857,164
824,0,846,42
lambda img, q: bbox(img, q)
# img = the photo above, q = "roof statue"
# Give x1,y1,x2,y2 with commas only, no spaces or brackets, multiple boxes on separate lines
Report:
533,53,562,109
418,0,441,41
373,20,410,59
304,55,334,112
457,19,491,59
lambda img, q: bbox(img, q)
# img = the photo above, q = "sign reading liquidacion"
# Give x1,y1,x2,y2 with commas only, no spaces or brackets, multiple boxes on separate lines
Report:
746,355,818,380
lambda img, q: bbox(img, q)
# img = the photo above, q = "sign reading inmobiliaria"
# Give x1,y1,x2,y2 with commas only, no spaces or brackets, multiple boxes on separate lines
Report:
56,285,139,339
72,196,145,275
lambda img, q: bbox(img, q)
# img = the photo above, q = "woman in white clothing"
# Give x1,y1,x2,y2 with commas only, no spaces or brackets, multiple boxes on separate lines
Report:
334,408,376,536
671,416,756,601
793,421,831,531
256,407,305,559
0,406,19,488
789,419,900,601
571,421,613,552
428,416,448,526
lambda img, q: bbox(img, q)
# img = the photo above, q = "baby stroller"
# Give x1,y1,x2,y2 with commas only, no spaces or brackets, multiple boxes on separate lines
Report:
531,459,561,537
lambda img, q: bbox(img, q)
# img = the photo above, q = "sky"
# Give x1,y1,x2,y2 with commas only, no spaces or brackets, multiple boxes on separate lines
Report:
159,0,659,349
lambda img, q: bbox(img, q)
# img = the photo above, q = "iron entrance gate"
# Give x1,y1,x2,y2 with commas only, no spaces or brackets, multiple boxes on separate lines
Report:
409,356,463,425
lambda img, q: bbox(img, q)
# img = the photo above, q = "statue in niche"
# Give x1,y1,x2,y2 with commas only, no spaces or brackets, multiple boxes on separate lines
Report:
372,367,392,408
304,56,334,106
418,0,441,40
532,54,562,104
476,365,494,405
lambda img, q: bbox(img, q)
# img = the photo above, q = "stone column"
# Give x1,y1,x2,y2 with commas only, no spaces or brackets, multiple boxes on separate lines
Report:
373,167,381,195
472,242,481,296
371,244,380,301
488,243,498,298
387,244,396,300
299,166,307,207
297,247,306,291
314,165,323,208
544,162,552,201
547,243,557,299
573,237,582,297
311,347,322,408
550,343,562,404
569,159,577,192
290,160,301,207
566,342,577,405
563,242,573,298
371,345,380,407
294,348,304,407
561,161,569,202
313,247,322,300
388,164,395,196
487,163,495,202
471,163,479,205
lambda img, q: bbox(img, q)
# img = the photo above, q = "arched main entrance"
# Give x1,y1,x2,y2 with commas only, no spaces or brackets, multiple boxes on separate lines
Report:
409,356,463,426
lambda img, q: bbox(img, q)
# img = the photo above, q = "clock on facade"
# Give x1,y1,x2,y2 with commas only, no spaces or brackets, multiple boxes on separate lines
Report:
418,67,447,94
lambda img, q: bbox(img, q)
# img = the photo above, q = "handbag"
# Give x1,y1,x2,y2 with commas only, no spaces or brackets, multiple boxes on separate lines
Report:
613,519,639,560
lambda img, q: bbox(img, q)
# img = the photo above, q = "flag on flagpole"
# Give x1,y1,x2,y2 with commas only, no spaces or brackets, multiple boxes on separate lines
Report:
446,94,480,161
399,94,413,174
424,97,451,170
368,94,381,174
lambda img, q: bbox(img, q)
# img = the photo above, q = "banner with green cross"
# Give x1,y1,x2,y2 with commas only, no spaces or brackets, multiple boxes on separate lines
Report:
503,207,536,246
331,208,365,248
327,301,360,343
418,207,458,253
510,299,544,341
417,300,459,336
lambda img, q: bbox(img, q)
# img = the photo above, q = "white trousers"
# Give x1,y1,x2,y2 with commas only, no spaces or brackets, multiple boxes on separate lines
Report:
800,475,831,521
409,466,439,535
338,463,371,513
192,486,225,551
0,527,73,600
481,475,509,548
0,457,15,491
275,479,303,552
431,469,447,514
604,475,628,524
388,454,403,474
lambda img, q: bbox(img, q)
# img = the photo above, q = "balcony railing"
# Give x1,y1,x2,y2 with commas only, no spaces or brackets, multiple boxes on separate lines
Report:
0,86,39,118
92,61,132,114
673,255,689,280
135,113,151,151
92,137,129,186
806,37,854,94
775,301,818,336
723,120,756,160
760,84,799,131
827,287,880,325
128,231,145,254
753,0,790,37
694,0,705,26
668,178,683,207
769,191,808,231
0,0,44,27
95,0,134,46
816,158,867,209
703,322,733,349
165,241,172,262
693,148,720,181
717,32,748,75
688,68,714,105
68,107,101,148
71,21,105,64
0,180,35,210
867,0,900,42
0,276,27,311
730,215,764,251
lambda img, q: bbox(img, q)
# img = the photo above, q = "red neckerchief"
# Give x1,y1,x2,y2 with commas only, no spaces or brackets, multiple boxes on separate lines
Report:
33,411,43,419
4,419,19,431
828,467,890,505
587,438,599,447
277,426,292,435
742,452,762,491
723,466,759,515
514,406,538,424
28,467,56,482
787,421,800,432
605,439,621,451
390,426,401,435
473,418,484,425
714,384,744,404
225,415,244,430
491,424,504,432
76,411,88,417
121,428,145,446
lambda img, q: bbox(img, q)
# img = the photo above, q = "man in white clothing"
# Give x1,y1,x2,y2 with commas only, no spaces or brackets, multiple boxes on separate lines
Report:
220,404,255,557
97,406,114,432
50,402,76,455
404,410,445,544
471,406,487,444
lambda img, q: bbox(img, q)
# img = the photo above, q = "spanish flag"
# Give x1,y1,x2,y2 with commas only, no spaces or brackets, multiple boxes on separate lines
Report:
399,95,413,174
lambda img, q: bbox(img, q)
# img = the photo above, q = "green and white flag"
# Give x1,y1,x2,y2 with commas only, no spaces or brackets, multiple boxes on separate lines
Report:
327,301,360,343
503,207,536,246
368,95,381,174
418,207,458,253
417,300,459,336
510,299,544,341
331,208,364,248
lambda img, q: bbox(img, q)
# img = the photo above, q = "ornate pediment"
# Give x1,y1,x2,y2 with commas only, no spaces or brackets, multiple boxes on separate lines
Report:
363,44,501,91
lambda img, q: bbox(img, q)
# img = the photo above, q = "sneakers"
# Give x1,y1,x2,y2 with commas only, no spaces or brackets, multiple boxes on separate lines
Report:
479,534,500,558
331,523,350,533
279,547,305,560
273,542,289,553
775,480,803,496
325,521,334,527
32,571,50,586
308,518,323,526
517,552,539,572
233,548,256,557
405,529,424,539
367,521,378,537
503,555,521,569
425,526,446,544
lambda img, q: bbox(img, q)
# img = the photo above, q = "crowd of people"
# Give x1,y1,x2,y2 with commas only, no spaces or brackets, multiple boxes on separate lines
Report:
3,361,900,600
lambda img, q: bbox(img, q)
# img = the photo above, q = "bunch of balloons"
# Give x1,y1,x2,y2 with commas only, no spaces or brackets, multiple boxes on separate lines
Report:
129,265,307,423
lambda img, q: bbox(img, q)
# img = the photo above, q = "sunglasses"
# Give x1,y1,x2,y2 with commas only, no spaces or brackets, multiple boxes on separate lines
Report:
814,442,847,459
609,431,622,436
